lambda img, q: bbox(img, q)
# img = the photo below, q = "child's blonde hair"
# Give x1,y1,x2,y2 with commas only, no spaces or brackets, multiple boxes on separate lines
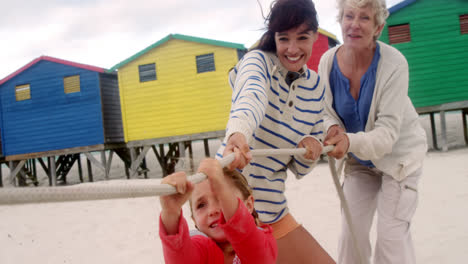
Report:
223,168,260,225
189,168,260,225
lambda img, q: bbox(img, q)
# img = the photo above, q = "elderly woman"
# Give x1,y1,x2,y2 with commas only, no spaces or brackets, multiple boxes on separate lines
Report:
318,0,427,263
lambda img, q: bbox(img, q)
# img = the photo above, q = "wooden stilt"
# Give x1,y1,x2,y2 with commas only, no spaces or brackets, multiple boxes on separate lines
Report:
203,138,210,157
430,112,438,150
87,157,93,182
440,110,448,152
101,151,108,180
463,108,468,145
49,156,57,186
77,154,83,182
0,164,3,187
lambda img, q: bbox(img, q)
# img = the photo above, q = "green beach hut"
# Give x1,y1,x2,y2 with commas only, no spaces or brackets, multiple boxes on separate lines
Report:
379,0,468,150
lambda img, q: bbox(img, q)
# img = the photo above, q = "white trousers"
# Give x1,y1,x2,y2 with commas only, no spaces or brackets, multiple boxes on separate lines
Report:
338,158,421,264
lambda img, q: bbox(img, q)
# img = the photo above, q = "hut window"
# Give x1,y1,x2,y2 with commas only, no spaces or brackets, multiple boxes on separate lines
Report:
388,23,411,44
460,14,468,34
196,53,215,73
64,75,81,94
139,63,157,82
15,84,31,101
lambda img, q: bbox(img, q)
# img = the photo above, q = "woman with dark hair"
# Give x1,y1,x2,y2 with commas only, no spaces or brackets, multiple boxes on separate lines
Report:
216,0,335,262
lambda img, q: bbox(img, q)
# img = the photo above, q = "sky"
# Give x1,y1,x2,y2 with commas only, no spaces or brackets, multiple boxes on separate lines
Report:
0,0,404,80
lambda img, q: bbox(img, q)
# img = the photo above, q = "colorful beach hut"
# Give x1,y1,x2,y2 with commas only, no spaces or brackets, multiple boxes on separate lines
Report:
0,56,124,185
307,28,339,72
109,34,247,176
379,0,468,150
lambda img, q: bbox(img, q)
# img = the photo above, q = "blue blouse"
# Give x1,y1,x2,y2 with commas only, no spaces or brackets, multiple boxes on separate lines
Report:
329,43,381,167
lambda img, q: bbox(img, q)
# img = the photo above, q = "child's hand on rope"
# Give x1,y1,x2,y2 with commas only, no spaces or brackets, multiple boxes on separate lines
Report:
197,158,239,221
324,125,349,159
160,172,194,235
298,137,323,160
223,132,252,170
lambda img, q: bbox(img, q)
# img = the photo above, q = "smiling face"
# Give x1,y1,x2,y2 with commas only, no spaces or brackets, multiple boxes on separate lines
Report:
341,4,384,50
274,23,317,72
190,180,250,243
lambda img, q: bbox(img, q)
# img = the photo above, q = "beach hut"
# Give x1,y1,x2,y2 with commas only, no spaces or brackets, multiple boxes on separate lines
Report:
307,28,339,72
0,56,124,185
379,0,468,150
109,34,247,176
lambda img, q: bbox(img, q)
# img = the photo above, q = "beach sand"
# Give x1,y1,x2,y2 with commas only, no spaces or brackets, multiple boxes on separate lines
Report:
0,113,467,263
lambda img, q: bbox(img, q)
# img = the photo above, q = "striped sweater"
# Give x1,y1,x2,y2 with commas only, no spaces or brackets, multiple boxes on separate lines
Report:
216,50,325,223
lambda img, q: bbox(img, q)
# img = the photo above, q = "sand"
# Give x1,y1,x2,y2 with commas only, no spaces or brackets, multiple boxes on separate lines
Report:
0,113,467,263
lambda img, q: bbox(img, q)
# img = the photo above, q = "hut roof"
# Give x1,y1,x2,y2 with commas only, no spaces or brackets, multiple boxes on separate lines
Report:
109,33,247,72
388,0,417,14
0,56,106,86
317,28,338,41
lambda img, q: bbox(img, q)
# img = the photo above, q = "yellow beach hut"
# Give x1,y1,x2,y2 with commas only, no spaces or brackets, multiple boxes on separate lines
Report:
109,34,247,176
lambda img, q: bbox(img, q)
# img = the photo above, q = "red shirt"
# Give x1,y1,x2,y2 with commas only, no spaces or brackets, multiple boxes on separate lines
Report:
159,199,277,264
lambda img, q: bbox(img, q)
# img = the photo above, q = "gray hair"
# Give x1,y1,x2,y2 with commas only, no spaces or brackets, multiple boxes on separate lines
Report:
336,0,389,28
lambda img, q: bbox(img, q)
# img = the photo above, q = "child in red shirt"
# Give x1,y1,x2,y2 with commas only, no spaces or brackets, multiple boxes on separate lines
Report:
159,158,277,264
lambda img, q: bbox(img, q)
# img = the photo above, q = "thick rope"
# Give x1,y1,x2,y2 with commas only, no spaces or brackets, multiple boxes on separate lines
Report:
0,145,364,263
0,147,330,205
329,157,365,264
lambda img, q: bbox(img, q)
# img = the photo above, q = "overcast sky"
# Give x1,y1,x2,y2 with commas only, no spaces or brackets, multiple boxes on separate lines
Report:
0,0,404,79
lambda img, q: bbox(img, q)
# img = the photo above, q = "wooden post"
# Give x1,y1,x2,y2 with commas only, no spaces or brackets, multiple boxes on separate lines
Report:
77,154,83,182
188,141,194,173
129,147,136,178
0,163,3,187
101,151,108,180
87,157,93,182
8,161,15,186
429,112,438,150
157,144,168,177
440,110,448,152
463,108,468,145
125,163,130,179
142,157,148,179
49,156,57,186
203,138,210,157
47,158,52,186
32,159,37,182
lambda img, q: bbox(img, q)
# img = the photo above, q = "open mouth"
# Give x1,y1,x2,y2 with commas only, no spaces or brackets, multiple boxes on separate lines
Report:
209,221,219,228
286,55,302,62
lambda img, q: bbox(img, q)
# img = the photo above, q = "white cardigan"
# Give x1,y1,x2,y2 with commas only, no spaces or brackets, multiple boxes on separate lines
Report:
318,41,427,181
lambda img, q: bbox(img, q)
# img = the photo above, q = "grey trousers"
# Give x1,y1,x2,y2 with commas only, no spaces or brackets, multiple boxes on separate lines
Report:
338,158,421,264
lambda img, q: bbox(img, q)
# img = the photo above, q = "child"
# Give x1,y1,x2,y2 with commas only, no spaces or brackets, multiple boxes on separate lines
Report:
159,158,277,264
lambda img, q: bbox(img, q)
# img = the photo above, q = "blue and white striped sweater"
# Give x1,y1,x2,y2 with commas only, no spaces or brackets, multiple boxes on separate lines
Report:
217,50,324,223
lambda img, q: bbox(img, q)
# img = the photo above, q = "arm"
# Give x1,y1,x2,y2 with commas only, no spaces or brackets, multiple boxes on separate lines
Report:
221,200,278,264
288,78,325,178
197,158,277,263
223,51,271,170
288,135,323,179
346,62,409,160
159,171,223,264
197,158,239,220
159,172,193,235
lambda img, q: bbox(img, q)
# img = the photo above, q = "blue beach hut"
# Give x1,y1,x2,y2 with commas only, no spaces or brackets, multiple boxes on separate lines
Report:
0,56,124,160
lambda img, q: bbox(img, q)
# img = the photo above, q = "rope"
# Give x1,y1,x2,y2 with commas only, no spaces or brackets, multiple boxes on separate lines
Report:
329,157,365,264
0,147,331,205
0,145,364,263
